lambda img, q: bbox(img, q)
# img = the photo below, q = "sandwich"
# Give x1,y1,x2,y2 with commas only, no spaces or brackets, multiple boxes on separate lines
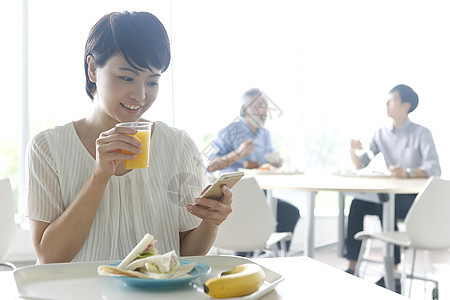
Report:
117,233,158,269
99,233,184,279
125,250,180,279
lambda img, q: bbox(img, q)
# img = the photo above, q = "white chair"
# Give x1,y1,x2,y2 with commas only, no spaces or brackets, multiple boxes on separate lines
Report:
0,178,17,271
354,176,450,299
213,177,292,257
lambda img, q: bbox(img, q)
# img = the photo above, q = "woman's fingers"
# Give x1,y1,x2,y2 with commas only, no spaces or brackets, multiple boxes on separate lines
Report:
97,140,141,155
188,185,233,226
98,127,142,148
219,185,233,205
93,126,143,177
96,127,143,156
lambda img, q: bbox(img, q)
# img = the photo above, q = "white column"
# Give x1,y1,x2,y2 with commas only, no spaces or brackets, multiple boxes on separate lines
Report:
19,0,29,214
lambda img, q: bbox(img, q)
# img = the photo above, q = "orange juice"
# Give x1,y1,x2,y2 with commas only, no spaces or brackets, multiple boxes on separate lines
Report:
124,129,151,169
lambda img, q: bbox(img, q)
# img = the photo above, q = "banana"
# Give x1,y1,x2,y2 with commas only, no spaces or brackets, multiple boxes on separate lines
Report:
203,263,266,298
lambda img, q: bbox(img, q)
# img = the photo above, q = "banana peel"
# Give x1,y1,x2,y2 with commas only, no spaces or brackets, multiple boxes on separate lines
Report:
204,263,266,298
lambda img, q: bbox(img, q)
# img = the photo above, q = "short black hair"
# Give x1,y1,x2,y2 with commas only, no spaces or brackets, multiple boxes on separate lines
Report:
389,84,419,113
84,11,171,100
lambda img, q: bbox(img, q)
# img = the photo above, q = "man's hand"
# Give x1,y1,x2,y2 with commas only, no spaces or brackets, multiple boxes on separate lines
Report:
389,165,408,178
349,139,363,169
237,139,254,159
207,138,254,173
350,139,363,151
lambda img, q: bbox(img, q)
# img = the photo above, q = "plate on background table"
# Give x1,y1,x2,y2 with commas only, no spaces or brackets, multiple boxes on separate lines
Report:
239,168,304,175
333,170,390,178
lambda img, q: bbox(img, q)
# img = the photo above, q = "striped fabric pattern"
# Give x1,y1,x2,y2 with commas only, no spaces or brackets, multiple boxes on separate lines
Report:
25,121,206,262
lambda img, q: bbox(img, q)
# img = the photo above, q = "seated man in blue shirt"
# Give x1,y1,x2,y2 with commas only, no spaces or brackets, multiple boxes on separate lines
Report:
207,88,300,254
345,84,441,291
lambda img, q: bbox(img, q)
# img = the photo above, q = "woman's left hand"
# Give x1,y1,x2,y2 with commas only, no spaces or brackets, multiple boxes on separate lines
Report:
187,185,233,226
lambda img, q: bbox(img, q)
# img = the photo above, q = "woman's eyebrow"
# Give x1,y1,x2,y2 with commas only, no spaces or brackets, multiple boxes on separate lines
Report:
119,67,139,75
118,67,161,78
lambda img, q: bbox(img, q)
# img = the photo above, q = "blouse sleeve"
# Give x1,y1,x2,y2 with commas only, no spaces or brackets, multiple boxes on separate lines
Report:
176,131,206,232
25,131,64,223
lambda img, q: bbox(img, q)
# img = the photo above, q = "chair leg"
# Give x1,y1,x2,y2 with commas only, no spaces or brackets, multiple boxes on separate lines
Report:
382,243,396,291
356,216,382,278
424,250,431,298
432,282,439,300
265,242,279,257
400,247,407,296
360,237,374,277
408,248,417,298
279,239,287,257
424,250,430,282
354,238,369,277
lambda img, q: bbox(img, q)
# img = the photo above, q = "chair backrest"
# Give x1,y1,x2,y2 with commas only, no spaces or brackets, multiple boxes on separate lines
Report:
213,177,276,252
0,178,16,259
405,176,450,250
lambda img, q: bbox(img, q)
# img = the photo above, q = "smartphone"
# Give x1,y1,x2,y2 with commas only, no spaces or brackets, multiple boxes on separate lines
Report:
201,171,245,200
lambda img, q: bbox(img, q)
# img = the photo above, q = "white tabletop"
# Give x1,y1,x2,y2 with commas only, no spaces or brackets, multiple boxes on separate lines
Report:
253,172,427,193
254,257,406,299
0,256,405,299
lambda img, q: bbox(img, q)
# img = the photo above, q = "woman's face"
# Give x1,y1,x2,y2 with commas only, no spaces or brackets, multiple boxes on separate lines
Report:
89,54,161,124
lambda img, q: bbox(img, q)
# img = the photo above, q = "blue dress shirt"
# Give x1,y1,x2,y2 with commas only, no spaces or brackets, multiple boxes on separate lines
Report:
208,118,275,173
359,119,441,177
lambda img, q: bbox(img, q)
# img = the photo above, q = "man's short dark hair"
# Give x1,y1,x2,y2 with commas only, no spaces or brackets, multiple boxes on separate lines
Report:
389,84,419,113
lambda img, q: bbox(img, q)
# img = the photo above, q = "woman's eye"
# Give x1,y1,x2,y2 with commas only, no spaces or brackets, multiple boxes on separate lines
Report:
147,81,159,87
120,76,133,82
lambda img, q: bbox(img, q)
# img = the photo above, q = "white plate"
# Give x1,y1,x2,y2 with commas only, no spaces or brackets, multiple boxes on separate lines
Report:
334,173,390,178
14,255,283,300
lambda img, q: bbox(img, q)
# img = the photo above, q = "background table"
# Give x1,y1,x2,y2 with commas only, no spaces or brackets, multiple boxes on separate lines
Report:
253,173,426,257
253,172,426,291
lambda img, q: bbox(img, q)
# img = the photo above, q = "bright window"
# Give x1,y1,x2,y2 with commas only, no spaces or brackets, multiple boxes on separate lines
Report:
1,0,450,215
0,0,22,208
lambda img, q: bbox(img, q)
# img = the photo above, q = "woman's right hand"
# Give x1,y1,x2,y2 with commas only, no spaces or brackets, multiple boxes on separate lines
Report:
94,126,143,178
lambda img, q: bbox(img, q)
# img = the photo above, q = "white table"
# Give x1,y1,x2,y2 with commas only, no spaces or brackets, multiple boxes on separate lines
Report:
0,256,406,299
254,256,406,299
252,172,427,291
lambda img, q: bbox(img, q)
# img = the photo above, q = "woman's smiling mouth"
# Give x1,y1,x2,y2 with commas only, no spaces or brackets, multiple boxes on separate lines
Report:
121,103,142,111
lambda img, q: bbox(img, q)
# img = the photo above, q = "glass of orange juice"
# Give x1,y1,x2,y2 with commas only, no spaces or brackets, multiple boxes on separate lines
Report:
116,121,153,169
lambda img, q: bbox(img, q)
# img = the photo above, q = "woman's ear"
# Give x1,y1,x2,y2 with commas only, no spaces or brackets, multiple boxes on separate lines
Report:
86,55,97,83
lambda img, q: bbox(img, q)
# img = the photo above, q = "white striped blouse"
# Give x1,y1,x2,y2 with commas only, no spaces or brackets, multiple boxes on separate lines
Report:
25,121,206,262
